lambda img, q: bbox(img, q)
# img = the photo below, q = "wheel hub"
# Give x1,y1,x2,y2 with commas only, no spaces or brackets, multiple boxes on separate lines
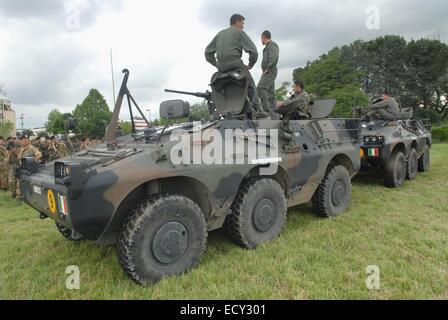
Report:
253,199,276,232
152,222,188,265
331,180,346,207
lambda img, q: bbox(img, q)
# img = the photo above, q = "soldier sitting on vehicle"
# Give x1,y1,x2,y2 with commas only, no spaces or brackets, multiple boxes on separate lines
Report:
205,13,265,115
365,91,400,121
276,80,311,120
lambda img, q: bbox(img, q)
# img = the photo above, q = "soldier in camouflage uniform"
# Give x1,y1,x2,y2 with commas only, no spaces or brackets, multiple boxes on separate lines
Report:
205,14,263,113
257,30,280,115
6,140,20,199
0,136,8,190
18,135,43,162
46,136,59,162
277,80,311,120
57,138,70,158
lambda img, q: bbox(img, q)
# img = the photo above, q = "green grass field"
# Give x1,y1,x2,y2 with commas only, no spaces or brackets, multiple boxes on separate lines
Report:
1,144,447,300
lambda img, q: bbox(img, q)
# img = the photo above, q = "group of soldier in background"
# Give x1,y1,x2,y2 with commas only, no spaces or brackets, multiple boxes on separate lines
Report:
0,134,101,200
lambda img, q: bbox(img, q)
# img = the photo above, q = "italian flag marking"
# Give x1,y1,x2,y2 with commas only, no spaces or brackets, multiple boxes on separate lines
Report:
368,148,379,157
58,194,69,215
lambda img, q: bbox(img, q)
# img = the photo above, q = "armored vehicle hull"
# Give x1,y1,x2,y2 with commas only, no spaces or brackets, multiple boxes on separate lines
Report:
359,119,432,187
18,70,361,285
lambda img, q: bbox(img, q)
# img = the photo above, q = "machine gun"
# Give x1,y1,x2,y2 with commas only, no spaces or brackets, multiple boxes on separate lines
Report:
165,89,216,120
164,89,212,101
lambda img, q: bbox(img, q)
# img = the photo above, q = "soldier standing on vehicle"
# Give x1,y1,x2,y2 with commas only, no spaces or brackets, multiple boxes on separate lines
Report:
0,136,8,191
18,135,42,162
205,14,263,113
257,30,279,115
277,80,311,120
6,140,20,199
365,91,400,121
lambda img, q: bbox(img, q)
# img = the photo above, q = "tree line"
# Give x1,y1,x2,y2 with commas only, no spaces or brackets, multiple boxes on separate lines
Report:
291,35,448,123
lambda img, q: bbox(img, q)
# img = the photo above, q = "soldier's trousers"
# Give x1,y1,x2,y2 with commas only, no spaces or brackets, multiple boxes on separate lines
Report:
0,166,8,190
257,69,277,114
366,108,396,121
8,169,20,198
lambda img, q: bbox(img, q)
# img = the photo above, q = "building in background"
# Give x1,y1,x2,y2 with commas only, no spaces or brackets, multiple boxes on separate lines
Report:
0,94,16,137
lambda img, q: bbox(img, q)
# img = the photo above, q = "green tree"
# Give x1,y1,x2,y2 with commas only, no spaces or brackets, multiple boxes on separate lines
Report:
73,89,112,138
45,109,71,134
405,39,448,116
0,120,14,138
275,82,292,101
293,49,368,117
189,101,210,121
120,121,133,135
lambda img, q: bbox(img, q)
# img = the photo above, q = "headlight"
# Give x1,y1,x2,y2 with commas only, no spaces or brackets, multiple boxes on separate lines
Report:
364,137,370,143
55,161,69,179
54,161,84,200
372,137,378,142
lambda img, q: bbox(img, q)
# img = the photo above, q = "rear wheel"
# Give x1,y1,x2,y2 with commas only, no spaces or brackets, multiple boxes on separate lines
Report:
418,148,430,172
55,222,83,241
225,178,287,249
312,165,352,218
118,195,207,285
384,151,406,188
406,149,418,181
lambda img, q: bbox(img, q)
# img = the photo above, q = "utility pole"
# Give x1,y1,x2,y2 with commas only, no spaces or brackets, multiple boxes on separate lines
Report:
20,113,24,130
110,48,116,106
146,108,151,126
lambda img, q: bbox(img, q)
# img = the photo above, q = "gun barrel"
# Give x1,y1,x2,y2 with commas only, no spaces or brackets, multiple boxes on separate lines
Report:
165,89,196,96
165,89,211,100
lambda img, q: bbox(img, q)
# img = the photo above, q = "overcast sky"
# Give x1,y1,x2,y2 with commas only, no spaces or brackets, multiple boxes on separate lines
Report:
0,0,447,128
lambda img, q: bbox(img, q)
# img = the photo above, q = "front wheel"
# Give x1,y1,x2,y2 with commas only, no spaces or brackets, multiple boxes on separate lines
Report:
118,195,207,285
384,151,406,188
312,165,352,218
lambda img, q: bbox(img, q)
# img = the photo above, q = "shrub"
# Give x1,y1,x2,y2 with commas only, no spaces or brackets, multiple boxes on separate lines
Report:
432,125,448,143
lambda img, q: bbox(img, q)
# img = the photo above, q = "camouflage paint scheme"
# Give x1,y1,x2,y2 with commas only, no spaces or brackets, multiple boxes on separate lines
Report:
19,117,360,245
359,119,432,170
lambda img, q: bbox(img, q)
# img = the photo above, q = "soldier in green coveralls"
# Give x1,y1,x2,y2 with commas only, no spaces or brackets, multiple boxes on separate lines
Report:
205,13,263,113
257,30,279,115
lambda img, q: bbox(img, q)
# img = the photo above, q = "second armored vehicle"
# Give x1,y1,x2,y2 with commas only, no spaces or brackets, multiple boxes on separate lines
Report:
357,101,432,187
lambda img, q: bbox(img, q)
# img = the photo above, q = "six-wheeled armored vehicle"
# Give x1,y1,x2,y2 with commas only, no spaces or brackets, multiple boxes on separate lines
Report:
18,69,361,285
357,102,432,187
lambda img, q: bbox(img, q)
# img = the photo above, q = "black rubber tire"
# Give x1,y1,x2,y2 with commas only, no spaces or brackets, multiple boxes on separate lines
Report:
225,178,287,249
384,151,406,188
55,222,83,242
312,165,352,218
118,195,207,285
418,148,430,172
406,149,418,181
